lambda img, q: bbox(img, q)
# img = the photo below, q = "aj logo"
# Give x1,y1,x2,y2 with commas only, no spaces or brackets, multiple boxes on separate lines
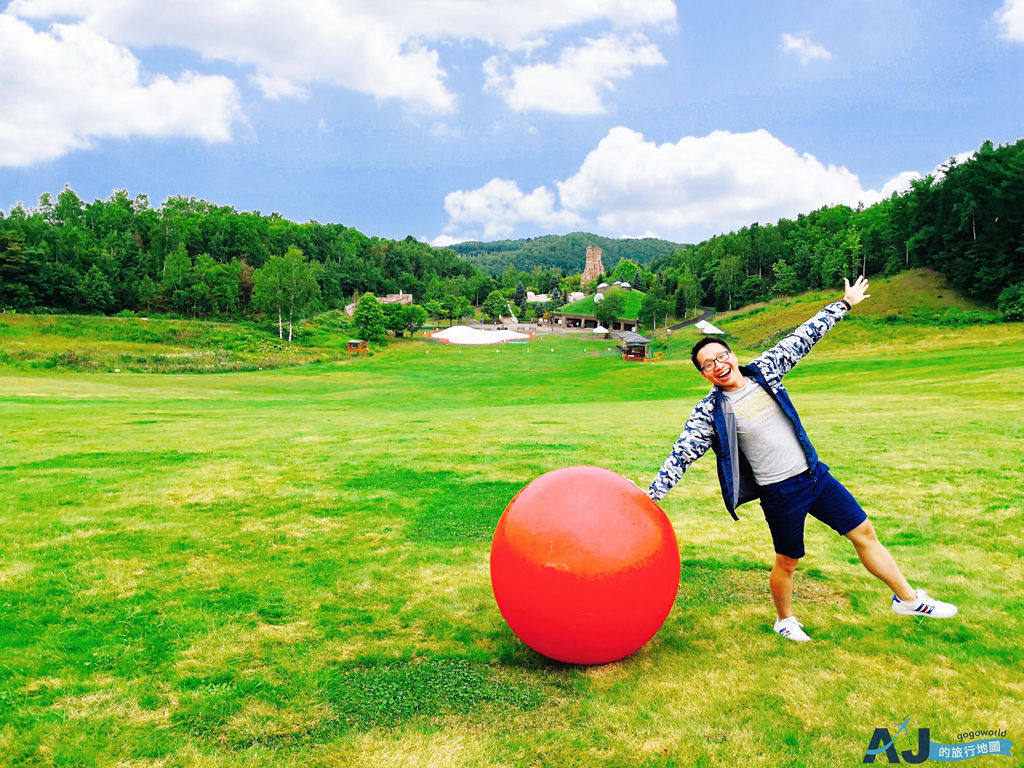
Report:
863,717,930,764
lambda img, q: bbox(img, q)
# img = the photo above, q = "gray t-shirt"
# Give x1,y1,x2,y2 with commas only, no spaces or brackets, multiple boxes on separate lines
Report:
722,378,808,485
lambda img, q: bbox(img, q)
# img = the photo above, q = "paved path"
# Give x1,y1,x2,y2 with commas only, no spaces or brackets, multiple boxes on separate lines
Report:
667,307,715,332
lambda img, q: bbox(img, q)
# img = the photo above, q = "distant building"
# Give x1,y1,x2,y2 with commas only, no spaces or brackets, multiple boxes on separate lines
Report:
379,291,413,306
616,331,651,361
581,245,604,286
344,291,413,316
553,286,641,333
553,310,638,333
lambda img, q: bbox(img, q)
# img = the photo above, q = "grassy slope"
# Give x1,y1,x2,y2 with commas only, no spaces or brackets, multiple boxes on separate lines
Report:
692,269,994,349
560,286,646,319
0,275,1022,766
0,310,361,373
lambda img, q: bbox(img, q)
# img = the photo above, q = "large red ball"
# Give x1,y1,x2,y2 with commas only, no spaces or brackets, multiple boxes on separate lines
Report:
490,466,680,664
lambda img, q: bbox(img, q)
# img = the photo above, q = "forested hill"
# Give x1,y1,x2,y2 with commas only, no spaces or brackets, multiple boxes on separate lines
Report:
448,233,687,276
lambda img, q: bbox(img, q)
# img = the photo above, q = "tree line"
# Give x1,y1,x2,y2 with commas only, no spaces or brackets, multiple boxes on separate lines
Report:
0,190,488,322
448,232,684,276
2,138,1021,334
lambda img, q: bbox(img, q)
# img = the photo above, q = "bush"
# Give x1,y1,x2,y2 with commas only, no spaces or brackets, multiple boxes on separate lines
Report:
874,308,1001,326
997,281,1024,321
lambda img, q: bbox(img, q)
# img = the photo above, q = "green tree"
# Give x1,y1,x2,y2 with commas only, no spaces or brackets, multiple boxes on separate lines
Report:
997,281,1024,321
381,303,405,335
161,247,194,315
594,293,625,330
513,280,526,308
280,247,320,341
44,261,83,309
253,256,286,337
448,295,473,324
353,293,387,342
819,230,861,287
738,274,769,306
610,258,639,284
771,260,801,296
481,290,507,322
500,265,519,291
136,275,158,311
401,304,428,335
639,281,670,329
424,299,443,325
194,253,241,316
253,247,320,340
79,264,114,314
674,265,701,317
713,251,743,310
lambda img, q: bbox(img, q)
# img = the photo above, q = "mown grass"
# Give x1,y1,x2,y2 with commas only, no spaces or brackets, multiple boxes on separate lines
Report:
560,286,645,318
0,310,361,373
0,293,1022,767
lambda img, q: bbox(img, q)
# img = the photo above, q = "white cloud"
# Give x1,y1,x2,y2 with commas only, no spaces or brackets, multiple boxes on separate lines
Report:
879,171,920,197
6,0,457,113
250,72,309,101
430,122,462,139
438,127,917,243
484,32,666,114
996,0,1024,41
558,128,883,239
780,32,833,65
430,234,464,247
0,15,240,167
2,0,677,164
441,178,583,240
7,0,676,115
876,150,979,196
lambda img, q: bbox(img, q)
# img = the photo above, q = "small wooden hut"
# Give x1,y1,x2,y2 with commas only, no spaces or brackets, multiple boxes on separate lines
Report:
616,331,662,362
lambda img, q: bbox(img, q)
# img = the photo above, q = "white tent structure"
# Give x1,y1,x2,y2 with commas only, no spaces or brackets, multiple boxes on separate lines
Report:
430,326,532,345
695,319,726,335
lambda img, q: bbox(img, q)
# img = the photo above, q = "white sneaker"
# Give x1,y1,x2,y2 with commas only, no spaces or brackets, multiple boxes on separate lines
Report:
891,589,958,618
774,616,811,642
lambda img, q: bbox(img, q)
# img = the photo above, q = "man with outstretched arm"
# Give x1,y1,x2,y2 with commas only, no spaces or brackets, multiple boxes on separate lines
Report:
647,276,957,642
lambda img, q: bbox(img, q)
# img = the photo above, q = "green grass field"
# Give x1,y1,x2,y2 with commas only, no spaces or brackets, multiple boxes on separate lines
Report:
1,287,1022,767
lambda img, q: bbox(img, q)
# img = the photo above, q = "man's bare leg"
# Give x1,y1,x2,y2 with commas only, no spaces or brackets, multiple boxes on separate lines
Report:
845,519,916,601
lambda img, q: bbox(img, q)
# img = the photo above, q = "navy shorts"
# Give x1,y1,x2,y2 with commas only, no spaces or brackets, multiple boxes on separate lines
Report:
758,462,867,559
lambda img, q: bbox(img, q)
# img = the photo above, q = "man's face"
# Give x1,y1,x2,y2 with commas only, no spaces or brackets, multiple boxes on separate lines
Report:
696,343,743,391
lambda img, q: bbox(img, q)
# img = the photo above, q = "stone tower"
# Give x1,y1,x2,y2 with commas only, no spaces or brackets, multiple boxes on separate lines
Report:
581,245,604,286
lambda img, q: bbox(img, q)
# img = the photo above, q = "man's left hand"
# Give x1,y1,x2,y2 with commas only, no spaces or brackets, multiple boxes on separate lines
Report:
843,275,870,307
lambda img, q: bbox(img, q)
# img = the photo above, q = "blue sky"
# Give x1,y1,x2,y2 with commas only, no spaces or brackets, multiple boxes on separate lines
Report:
1,0,1021,246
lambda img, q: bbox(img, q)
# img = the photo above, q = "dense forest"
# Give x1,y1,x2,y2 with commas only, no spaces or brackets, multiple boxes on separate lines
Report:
449,232,684,276
0,193,491,318
1,138,1021,325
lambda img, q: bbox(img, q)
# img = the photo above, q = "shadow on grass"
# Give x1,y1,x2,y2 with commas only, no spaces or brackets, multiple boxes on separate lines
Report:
321,656,544,731
346,466,530,543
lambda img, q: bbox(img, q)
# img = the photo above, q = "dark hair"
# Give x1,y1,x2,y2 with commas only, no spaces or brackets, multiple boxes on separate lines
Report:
691,337,731,370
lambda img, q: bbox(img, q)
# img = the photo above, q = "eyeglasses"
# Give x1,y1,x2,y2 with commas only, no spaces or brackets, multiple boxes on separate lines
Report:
699,350,731,373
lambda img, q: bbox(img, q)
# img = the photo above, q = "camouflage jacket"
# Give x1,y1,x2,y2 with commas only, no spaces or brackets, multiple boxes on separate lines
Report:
646,301,850,518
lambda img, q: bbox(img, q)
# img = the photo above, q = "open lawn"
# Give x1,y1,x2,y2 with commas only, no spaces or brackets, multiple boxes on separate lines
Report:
1,309,1022,767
